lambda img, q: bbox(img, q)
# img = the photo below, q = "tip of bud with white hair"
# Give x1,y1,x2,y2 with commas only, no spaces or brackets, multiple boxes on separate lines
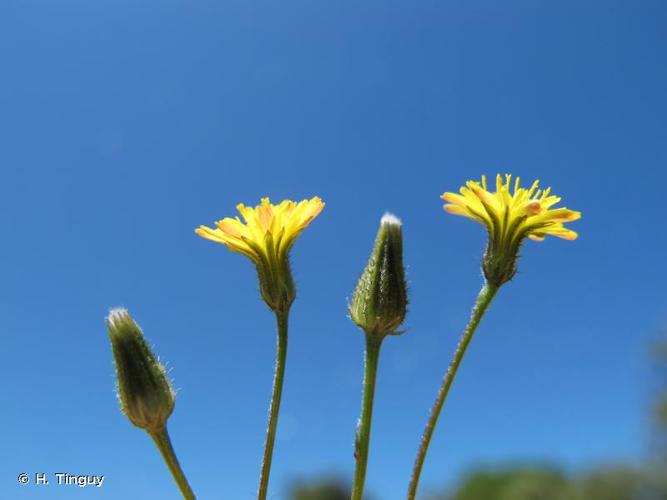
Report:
381,212,402,226
107,307,130,329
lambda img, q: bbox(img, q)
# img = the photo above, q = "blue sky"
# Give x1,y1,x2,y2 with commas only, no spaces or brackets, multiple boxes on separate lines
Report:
2,0,666,499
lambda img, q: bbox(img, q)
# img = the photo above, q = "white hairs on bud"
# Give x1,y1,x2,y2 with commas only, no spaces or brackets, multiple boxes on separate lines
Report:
107,307,130,328
381,212,402,226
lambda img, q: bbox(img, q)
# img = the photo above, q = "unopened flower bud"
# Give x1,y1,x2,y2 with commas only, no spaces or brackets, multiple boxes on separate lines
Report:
106,308,175,433
349,213,408,338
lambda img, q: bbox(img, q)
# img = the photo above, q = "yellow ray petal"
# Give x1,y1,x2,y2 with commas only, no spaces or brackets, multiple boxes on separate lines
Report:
442,174,580,244
196,197,325,263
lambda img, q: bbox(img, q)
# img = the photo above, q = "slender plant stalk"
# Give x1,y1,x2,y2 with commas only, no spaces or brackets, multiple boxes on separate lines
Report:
257,310,289,500
407,281,499,500
351,335,383,500
150,426,196,500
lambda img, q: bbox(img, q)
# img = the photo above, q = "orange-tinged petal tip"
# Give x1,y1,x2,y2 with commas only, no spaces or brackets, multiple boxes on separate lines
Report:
526,200,542,215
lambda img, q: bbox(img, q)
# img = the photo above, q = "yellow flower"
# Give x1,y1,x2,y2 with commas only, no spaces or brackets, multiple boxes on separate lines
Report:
441,174,581,285
196,197,324,311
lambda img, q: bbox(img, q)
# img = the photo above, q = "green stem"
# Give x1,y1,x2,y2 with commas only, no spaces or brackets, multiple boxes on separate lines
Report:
149,426,196,500
407,281,500,500
351,335,383,500
257,310,289,500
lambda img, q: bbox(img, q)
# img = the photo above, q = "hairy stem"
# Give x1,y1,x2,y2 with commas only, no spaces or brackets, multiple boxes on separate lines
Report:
257,310,289,500
150,426,196,500
351,335,383,500
407,282,499,500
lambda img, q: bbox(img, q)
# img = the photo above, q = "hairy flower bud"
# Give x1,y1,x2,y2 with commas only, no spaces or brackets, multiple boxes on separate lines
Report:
106,308,175,433
349,213,408,338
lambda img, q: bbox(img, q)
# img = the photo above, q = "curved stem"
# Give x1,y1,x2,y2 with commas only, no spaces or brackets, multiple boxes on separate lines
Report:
407,282,499,500
351,335,383,500
150,426,196,500
257,310,289,500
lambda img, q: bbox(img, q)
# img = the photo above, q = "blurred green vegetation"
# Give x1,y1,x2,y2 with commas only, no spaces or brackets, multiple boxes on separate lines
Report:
290,478,350,500
444,466,569,500
440,464,667,500
652,328,667,462
289,465,667,500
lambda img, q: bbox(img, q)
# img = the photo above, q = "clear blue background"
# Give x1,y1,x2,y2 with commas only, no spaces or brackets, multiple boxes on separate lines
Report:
1,0,666,498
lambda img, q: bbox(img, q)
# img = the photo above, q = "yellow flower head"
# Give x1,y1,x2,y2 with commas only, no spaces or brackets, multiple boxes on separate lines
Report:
196,197,324,311
441,174,581,285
